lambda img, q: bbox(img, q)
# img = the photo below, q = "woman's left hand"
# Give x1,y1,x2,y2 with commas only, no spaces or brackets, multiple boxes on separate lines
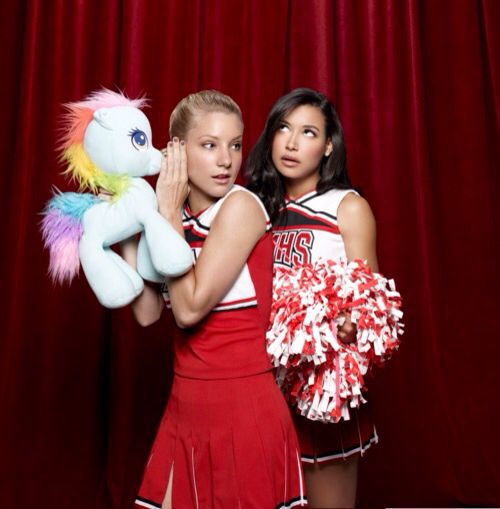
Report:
156,138,190,220
337,312,357,343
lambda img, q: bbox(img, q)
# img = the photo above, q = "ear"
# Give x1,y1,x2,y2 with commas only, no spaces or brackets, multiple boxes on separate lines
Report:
325,140,333,157
93,108,113,130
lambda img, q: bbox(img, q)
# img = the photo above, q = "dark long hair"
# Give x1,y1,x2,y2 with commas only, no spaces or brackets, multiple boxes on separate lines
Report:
246,88,351,222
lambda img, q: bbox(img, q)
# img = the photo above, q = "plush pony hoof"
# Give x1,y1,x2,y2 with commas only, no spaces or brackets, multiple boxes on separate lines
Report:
137,231,193,282
157,259,193,278
97,283,144,309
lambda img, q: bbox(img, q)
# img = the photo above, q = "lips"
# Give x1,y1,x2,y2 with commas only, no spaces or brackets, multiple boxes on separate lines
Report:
212,174,230,183
280,155,300,167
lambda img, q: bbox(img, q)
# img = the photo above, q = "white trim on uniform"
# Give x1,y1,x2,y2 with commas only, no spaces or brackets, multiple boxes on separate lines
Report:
213,298,258,311
276,497,309,509
295,448,305,503
301,428,379,463
191,447,199,509
135,498,161,509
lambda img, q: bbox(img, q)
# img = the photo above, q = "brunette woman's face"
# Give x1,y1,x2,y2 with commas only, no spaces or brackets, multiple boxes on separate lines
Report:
271,104,332,193
184,111,243,209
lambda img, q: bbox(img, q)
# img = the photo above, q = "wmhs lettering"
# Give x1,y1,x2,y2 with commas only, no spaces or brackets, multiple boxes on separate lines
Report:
273,230,314,266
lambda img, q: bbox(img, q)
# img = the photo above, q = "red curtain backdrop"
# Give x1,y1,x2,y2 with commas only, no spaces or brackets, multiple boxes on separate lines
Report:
1,1,498,507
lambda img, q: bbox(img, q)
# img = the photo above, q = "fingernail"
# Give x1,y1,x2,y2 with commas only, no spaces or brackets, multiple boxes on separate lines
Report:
180,140,185,145
173,137,179,143
168,141,173,146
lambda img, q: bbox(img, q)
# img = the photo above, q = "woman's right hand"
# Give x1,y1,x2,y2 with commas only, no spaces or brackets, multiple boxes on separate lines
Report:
337,312,357,344
156,137,190,221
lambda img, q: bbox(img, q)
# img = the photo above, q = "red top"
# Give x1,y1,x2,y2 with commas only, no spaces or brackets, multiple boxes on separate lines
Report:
166,186,274,380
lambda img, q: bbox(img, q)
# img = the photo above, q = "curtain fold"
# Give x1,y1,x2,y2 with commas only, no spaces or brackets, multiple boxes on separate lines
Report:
0,1,498,507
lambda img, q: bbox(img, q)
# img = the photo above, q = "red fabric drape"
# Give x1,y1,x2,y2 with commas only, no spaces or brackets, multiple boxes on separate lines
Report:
1,1,498,507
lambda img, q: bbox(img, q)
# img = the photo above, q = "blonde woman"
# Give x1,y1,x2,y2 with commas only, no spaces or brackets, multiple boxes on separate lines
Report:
127,91,306,509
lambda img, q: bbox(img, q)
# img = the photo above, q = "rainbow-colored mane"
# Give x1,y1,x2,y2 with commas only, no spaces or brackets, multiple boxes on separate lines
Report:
41,89,193,308
60,89,147,197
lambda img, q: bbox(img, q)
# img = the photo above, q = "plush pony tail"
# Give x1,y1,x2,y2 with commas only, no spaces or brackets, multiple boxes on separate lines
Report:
41,191,100,284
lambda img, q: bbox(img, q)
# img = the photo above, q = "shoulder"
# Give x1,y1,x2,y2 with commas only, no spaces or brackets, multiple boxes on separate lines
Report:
310,188,358,216
338,193,372,217
337,193,376,233
212,188,267,233
223,186,268,218
221,188,264,213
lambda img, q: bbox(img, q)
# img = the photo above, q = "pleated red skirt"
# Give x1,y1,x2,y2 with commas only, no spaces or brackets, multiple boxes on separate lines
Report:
293,403,378,464
135,371,307,509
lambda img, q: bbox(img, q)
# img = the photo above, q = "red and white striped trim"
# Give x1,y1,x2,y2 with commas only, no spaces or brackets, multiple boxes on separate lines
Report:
213,296,257,311
286,202,339,230
165,296,257,311
183,219,209,239
274,223,340,234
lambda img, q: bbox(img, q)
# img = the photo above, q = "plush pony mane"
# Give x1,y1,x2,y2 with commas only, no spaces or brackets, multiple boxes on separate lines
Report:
58,89,148,197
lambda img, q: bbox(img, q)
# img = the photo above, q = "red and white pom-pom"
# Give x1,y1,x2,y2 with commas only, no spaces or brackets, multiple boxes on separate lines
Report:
267,259,404,423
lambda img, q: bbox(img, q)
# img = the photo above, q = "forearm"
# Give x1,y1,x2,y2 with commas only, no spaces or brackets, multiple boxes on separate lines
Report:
167,270,213,328
121,237,164,326
160,207,184,237
131,282,164,327
158,209,205,326
348,245,378,272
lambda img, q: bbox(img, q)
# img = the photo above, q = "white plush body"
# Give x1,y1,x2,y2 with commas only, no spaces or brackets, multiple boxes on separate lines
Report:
80,179,191,308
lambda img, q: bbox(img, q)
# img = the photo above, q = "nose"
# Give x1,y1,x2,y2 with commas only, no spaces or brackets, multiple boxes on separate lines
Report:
285,132,298,151
147,147,162,175
217,147,232,168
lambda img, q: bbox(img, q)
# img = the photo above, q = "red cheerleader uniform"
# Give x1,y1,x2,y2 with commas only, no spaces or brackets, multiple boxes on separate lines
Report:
272,188,379,464
135,185,307,509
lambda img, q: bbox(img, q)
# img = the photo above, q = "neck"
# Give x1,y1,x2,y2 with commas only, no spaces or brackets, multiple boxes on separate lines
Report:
187,188,218,215
284,174,319,200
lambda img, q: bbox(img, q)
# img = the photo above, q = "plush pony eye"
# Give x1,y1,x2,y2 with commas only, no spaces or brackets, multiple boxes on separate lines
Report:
129,129,148,150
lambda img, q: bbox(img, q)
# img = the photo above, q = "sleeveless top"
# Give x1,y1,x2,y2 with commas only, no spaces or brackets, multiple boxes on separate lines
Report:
272,188,359,267
163,185,274,380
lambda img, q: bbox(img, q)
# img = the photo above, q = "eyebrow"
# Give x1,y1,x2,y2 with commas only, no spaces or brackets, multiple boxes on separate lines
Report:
281,120,320,131
196,134,243,141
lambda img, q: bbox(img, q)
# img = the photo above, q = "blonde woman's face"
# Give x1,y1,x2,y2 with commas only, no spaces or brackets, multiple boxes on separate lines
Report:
184,111,243,208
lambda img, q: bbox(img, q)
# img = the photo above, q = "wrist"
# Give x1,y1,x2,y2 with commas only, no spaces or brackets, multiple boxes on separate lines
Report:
159,205,181,222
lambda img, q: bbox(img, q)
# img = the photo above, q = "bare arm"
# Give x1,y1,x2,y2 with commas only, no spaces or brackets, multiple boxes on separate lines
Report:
124,138,191,326
337,192,378,341
121,237,164,327
155,138,267,327
167,191,266,328
337,193,378,271
97,189,164,327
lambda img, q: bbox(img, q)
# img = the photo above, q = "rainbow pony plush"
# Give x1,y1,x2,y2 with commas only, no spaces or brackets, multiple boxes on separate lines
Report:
41,89,193,308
